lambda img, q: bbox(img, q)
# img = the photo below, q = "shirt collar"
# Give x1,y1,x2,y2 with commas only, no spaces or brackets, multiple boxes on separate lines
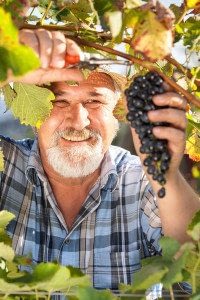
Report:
99,147,119,192
26,138,47,186
26,139,119,191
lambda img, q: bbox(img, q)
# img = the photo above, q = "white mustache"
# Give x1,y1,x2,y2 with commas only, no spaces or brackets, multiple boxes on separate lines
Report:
51,128,100,145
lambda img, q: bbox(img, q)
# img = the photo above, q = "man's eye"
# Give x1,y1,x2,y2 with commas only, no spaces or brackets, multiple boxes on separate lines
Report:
85,100,102,108
53,100,69,108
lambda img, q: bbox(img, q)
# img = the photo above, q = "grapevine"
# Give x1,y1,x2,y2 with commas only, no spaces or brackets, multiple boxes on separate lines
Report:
0,1,200,298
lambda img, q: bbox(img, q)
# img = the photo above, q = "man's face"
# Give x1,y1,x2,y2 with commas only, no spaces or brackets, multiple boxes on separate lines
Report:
37,75,119,178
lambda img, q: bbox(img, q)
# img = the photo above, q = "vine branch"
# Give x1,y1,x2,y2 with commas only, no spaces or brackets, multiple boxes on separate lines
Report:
69,36,200,108
21,23,200,89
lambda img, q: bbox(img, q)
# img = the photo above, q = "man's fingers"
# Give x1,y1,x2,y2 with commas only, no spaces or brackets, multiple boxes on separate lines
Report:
153,92,187,111
50,31,67,68
153,126,186,153
15,68,84,84
148,108,187,130
35,29,53,69
19,29,39,56
66,38,82,57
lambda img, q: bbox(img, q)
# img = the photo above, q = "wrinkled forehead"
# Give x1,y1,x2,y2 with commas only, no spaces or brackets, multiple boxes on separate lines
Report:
50,72,117,95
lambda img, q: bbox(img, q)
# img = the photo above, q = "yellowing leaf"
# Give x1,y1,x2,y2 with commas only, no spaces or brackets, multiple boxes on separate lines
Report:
131,11,173,61
2,84,16,108
113,97,127,122
186,0,200,8
0,7,18,48
10,84,55,128
0,7,40,81
186,129,200,161
0,149,4,171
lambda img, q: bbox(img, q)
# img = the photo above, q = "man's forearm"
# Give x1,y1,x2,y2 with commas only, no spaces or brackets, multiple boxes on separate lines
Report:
152,171,200,243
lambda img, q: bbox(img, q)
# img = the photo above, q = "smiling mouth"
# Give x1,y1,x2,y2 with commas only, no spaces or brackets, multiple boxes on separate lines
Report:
61,133,90,142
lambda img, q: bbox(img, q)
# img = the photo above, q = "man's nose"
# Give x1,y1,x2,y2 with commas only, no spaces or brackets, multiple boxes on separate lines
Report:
64,103,90,130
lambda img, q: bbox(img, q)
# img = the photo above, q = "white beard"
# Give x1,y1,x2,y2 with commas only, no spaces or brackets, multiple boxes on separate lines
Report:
46,129,104,178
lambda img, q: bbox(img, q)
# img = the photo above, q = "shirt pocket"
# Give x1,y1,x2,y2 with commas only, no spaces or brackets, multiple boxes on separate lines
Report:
92,249,141,290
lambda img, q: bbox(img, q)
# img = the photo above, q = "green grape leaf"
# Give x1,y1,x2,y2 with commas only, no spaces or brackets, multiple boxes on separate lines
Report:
76,287,117,300
121,258,168,292
25,262,86,292
131,11,173,61
0,149,4,171
0,211,15,230
10,83,55,128
187,210,200,241
162,252,189,289
0,7,40,82
186,0,200,8
175,18,200,51
169,4,184,22
0,242,15,262
93,0,113,17
159,237,180,261
105,10,122,38
124,9,144,28
2,84,16,109
0,278,31,293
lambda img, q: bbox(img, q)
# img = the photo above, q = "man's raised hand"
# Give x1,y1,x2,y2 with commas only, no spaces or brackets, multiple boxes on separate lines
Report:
10,29,84,85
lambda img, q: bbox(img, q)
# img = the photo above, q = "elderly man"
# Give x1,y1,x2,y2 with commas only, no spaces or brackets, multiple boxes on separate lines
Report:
0,29,199,291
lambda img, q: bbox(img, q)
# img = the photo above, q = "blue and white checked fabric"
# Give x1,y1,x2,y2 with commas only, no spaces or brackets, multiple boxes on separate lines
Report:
0,135,162,292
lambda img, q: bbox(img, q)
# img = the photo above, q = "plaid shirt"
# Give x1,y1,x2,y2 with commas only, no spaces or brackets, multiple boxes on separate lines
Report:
0,135,162,292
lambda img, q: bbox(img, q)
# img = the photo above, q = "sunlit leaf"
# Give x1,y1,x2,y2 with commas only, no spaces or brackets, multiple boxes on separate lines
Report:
186,0,200,8
175,17,200,51
105,10,122,38
0,278,31,293
10,83,55,128
121,258,168,292
131,11,173,61
0,7,40,81
0,242,15,262
0,211,15,230
2,84,16,108
186,128,200,162
125,0,143,9
27,263,72,291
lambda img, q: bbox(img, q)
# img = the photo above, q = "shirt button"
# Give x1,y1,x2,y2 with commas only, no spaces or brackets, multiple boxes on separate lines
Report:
65,239,71,244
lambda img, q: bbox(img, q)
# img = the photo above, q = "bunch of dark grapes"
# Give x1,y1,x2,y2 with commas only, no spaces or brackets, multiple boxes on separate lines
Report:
125,71,171,198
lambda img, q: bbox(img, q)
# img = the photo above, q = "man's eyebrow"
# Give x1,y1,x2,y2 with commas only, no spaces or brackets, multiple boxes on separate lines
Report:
54,91,67,96
54,91,103,97
88,91,103,97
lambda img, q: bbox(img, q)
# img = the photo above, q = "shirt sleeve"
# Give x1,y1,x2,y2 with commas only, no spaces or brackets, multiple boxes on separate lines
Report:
139,174,163,257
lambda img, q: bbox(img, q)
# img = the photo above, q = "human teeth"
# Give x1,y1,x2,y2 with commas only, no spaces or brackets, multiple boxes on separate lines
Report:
62,134,90,141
